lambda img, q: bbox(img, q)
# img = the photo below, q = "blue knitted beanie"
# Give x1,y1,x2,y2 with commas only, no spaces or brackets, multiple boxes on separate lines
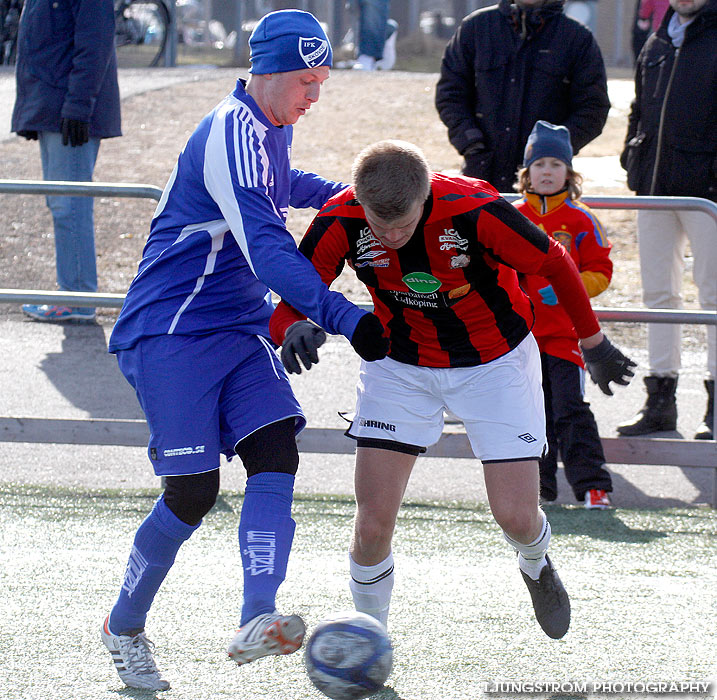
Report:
249,10,332,75
523,121,573,168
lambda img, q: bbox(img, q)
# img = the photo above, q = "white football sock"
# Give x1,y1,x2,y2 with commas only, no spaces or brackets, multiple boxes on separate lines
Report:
503,512,551,581
349,552,394,627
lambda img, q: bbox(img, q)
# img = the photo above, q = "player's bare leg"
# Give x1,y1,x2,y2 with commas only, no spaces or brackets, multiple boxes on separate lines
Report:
484,459,570,639
483,459,543,543
349,447,417,626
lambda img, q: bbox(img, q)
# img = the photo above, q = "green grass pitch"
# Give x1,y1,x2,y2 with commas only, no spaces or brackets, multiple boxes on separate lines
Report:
1,484,715,700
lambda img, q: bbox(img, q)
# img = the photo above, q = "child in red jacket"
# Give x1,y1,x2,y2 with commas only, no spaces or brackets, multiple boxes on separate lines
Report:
516,121,614,509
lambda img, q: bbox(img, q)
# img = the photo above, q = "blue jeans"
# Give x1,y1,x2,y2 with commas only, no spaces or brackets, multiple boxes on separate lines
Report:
357,0,391,59
39,131,101,293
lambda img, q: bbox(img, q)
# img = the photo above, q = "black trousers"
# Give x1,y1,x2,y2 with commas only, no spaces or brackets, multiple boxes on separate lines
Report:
540,353,612,501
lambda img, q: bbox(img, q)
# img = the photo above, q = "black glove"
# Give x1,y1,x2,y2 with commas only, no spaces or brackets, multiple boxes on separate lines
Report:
17,130,38,141
280,320,327,375
582,335,637,396
61,118,90,147
462,144,493,179
350,313,389,362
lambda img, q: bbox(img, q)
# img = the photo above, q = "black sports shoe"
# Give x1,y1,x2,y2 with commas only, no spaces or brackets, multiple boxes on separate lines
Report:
520,555,570,639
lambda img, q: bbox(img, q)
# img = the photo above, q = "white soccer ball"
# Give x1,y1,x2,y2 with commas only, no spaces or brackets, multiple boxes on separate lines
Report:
305,611,393,700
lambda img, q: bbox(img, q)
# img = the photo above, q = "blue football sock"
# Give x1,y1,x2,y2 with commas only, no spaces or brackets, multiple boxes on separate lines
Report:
238,472,296,625
109,495,198,635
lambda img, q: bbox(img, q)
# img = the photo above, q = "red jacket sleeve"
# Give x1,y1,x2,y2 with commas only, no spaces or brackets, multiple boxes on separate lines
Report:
476,200,601,340
269,301,306,345
638,0,654,20
269,212,351,345
576,218,613,298
537,238,601,340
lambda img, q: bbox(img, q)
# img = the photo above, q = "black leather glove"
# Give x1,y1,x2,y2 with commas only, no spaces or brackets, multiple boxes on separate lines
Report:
582,335,637,396
350,313,389,362
17,130,39,141
462,144,493,179
280,320,327,375
61,118,90,147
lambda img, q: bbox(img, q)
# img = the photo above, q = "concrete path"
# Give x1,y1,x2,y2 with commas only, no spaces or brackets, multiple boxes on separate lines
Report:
0,65,239,142
0,317,714,509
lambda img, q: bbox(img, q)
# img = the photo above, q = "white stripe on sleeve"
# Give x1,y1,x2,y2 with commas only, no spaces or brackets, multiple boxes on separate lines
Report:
168,219,229,334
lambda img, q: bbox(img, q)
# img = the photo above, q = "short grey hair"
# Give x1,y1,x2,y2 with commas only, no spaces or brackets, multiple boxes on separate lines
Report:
352,140,431,221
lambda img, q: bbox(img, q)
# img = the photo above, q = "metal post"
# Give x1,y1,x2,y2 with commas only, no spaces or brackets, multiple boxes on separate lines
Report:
614,0,626,67
165,0,178,67
204,0,213,48
233,0,251,67
331,0,347,48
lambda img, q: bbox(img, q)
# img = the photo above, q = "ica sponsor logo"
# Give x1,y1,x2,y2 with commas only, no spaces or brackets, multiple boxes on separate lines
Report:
439,228,469,251
357,227,383,255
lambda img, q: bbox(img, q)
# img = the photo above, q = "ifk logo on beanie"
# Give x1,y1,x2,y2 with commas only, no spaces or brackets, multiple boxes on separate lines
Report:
249,9,332,75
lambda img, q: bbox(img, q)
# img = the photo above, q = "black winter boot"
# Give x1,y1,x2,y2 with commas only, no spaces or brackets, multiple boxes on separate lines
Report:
694,379,714,440
617,376,678,436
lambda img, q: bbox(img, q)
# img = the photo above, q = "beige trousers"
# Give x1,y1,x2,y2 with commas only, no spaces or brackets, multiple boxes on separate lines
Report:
637,208,717,380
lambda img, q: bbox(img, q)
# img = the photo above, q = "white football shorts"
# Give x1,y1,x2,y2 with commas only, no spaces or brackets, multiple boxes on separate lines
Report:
346,333,547,463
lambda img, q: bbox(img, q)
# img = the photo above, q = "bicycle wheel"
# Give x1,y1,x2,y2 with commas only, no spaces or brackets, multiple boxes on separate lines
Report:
115,0,169,68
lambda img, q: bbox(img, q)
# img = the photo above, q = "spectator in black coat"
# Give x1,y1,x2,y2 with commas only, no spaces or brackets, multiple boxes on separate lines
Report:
435,0,610,194
618,0,716,440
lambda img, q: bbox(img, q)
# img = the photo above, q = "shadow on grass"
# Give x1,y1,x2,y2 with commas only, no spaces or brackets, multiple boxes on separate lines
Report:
544,506,667,543
211,493,236,513
220,491,682,545
114,686,165,697
374,685,407,700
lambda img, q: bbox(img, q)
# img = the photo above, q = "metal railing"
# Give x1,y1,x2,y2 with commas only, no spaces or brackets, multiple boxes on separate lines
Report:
0,179,163,200
1,182,715,503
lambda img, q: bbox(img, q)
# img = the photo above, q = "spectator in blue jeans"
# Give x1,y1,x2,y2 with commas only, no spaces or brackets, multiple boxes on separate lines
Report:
11,0,121,322
352,0,397,71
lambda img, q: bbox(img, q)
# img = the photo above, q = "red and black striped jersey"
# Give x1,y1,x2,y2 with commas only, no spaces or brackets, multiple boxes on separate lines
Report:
270,173,600,367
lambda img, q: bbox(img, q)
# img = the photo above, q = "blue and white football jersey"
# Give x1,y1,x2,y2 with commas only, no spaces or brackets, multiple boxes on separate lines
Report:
109,79,362,352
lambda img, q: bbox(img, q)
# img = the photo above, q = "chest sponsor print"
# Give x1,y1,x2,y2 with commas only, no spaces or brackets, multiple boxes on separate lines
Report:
450,254,470,269
356,226,383,256
439,228,469,252
402,271,441,294
355,257,390,268
356,247,390,268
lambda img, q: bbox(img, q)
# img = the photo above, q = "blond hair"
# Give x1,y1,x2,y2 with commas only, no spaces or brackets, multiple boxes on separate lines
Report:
352,140,431,221
514,165,583,200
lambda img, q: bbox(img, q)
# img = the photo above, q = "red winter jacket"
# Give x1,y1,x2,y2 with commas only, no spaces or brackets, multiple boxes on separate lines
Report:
516,190,612,368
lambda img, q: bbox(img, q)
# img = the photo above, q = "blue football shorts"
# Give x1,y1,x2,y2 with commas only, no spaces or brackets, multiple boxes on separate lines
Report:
116,331,305,476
